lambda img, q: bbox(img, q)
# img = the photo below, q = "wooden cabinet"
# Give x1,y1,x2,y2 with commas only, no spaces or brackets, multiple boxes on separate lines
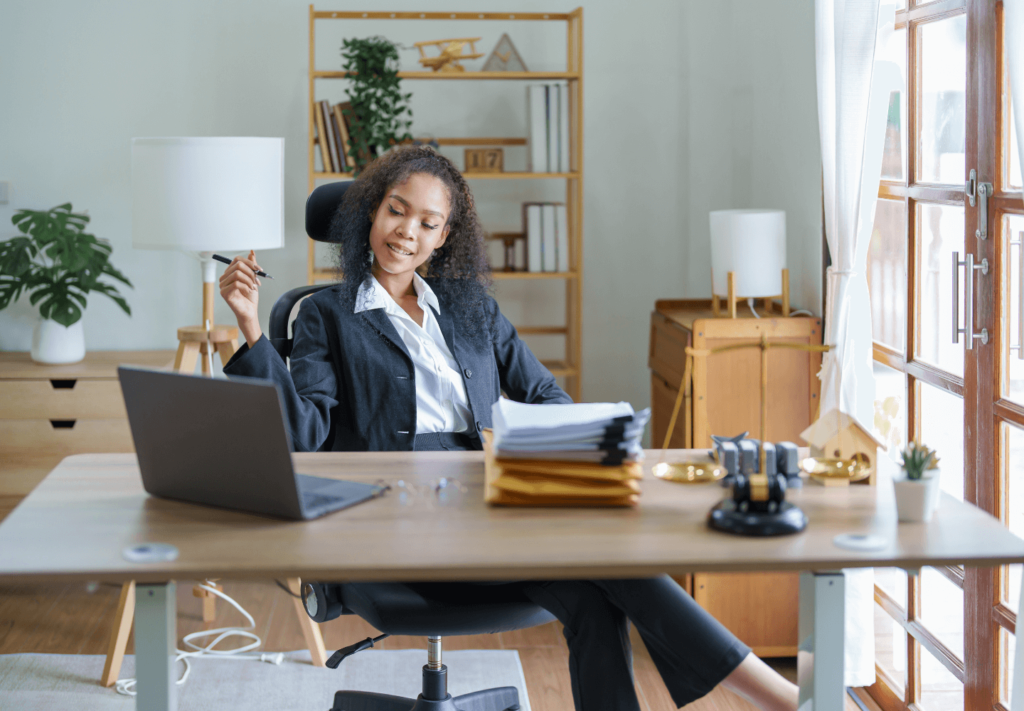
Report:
0,350,174,521
649,299,823,657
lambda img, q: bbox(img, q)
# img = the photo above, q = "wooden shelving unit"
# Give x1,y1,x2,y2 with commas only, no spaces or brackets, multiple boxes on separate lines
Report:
307,7,584,400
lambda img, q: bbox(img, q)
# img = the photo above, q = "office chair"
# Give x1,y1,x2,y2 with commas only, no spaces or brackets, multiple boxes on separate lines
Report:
269,181,557,711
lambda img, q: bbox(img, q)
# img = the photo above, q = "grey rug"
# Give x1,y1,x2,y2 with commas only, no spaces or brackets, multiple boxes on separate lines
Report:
0,649,532,711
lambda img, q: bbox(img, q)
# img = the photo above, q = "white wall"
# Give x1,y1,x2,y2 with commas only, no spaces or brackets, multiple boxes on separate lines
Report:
0,0,821,414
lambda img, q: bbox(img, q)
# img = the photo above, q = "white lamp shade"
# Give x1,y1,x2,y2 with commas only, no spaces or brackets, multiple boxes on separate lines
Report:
131,137,284,252
709,209,787,297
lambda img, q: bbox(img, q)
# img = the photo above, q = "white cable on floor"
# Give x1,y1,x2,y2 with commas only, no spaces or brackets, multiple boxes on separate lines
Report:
114,581,283,697
747,298,760,319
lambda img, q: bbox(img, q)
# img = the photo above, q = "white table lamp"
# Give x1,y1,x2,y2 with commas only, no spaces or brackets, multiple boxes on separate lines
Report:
131,137,284,373
709,209,789,317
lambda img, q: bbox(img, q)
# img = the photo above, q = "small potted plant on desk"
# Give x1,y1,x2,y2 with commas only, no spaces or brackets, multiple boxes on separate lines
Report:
893,441,942,522
0,203,132,364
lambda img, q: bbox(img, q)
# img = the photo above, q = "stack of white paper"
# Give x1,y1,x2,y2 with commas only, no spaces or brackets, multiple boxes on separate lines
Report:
492,399,650,463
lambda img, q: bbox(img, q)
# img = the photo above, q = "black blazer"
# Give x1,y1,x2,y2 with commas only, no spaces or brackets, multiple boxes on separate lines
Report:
223,280,571,452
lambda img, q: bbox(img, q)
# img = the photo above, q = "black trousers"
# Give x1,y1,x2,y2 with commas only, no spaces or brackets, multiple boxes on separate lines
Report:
411,432,751,710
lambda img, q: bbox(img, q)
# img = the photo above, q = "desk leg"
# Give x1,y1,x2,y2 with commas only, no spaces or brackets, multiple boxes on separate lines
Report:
135,582,177,711
798,572,845,711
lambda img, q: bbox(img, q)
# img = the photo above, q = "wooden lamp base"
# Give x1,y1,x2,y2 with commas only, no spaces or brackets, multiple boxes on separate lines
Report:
711,268,790,319
172,279,240,375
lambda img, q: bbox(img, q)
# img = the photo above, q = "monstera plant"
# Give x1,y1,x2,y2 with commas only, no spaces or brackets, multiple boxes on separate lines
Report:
0,203,132,363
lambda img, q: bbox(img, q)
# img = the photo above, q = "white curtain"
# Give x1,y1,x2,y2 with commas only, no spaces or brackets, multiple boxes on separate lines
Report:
815,0,900,687
1007,4,1024,707
1010,3,1024,192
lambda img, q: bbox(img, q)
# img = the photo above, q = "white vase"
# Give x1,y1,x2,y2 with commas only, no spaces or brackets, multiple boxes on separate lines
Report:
31,318,86,364
892,469,942,523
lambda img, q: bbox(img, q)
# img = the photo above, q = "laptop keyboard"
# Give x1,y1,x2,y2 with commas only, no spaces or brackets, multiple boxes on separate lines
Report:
302,493,345,510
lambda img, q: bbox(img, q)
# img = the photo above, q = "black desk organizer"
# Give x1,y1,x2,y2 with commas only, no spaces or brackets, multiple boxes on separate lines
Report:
707,432,807,536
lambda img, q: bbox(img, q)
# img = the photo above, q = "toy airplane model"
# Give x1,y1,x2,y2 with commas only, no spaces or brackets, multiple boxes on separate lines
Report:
414,38,484,72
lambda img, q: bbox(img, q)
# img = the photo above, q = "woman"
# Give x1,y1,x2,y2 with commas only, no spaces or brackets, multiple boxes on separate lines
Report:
220,146,797,711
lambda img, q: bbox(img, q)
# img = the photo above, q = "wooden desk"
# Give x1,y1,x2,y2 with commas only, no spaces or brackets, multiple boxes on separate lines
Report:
1,451,1022,711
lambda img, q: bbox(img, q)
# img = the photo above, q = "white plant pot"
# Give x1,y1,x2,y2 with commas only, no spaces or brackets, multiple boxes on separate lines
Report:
31,318,85,365
893,469,942,523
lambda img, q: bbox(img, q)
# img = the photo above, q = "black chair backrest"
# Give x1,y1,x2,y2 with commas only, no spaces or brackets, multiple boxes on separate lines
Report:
268,180,354,360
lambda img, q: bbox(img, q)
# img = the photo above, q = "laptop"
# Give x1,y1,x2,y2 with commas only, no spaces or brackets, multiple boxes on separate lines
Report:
118,366,386,520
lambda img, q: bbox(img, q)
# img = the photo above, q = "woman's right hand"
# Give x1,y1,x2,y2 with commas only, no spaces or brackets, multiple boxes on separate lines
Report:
219,250,264,346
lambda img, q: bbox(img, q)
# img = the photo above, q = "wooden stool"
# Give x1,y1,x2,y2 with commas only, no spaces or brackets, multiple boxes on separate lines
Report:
173,325,239,375
100,578,328,686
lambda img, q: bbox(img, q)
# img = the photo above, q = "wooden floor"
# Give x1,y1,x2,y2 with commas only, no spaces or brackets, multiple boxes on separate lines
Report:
0,579,834,711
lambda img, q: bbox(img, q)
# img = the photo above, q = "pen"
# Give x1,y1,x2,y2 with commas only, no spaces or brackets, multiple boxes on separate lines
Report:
211,253,274,279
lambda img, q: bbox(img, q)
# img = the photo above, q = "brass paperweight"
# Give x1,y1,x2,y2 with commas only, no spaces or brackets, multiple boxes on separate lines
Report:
652,460,727,484
800,452,871,483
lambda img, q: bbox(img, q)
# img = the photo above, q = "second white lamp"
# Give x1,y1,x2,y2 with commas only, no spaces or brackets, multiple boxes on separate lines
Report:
709,209,788,317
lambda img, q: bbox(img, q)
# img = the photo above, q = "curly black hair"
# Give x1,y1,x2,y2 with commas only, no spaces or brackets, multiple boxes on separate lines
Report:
329,145,493,337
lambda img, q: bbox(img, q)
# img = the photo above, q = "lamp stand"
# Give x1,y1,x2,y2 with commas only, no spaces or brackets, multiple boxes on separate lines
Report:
172,252,240,375
711,268,790,319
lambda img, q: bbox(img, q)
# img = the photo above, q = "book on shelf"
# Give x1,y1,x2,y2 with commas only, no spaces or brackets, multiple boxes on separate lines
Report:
332,102,353,171
523,202,567,273
545,86,557,174
527,84,548,173
527,83,571,174
321,100,341,174
313,101,333,173
541,204,557,272
555,204,569,272
557,82,570,173
526,204,543,273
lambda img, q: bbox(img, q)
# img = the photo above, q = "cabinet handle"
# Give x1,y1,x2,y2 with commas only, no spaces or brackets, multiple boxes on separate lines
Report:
1012,231,1024,360
50,379,77,390
50,420,76,429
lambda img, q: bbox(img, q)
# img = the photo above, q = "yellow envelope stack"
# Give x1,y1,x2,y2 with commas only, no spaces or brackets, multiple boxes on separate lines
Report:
483,430,643,507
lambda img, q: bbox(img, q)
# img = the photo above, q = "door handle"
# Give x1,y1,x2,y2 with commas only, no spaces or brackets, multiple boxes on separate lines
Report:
952,251,989,349
967,168,994,240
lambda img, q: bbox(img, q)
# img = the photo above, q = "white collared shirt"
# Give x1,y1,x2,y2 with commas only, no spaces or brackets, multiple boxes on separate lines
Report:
354,274,473,434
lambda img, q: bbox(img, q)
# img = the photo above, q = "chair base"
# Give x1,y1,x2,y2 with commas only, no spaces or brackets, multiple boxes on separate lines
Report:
331,687,520,711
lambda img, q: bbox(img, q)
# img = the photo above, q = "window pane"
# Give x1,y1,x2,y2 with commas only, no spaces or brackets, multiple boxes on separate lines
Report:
875,603,907,696
919,381,964,502
917,203,965,376
1005,422,1024,612
868,200,908,351
1011,101,1022,190
1001,627,1016,706
919,567,964,661
920,646,964,711
1006,215,1024,407
874,361,907,454
876,566,908,606
878,28,907,180
918,15,966,184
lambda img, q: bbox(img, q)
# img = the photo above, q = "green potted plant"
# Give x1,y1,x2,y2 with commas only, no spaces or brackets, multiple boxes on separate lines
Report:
340,36,414,173
893,441,942,522
0,203,132,364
